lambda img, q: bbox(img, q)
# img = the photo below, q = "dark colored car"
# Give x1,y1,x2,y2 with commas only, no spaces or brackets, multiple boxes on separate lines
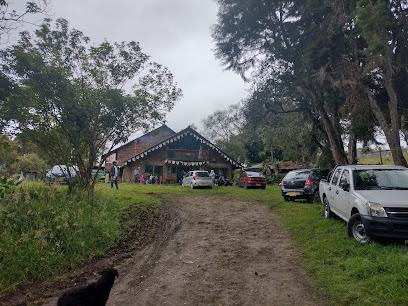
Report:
280,168,330,203
237,171,266,189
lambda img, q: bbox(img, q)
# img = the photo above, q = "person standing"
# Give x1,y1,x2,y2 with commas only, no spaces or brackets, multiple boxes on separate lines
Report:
110,161,119,190
134,167,140,183
210,170,215,186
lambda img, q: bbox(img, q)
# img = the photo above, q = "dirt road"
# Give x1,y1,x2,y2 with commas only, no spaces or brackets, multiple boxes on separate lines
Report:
10,194,324,305
105,195,322,306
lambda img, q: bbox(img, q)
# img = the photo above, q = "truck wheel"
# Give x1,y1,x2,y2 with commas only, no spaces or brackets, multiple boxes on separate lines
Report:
347,213,371,244
323,197,332,219
313,191,321,203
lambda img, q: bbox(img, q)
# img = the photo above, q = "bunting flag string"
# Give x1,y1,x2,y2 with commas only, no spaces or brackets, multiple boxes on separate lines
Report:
164,159,210,166
125,129,241,167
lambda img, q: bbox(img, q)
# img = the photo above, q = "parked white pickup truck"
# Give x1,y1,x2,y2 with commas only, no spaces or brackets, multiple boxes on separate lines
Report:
319,165,408,244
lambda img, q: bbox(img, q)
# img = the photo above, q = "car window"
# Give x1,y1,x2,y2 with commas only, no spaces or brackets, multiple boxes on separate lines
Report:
293,170,310,179
284,170,309,180
311,169,328,179
195,172,209,177
353,169,408,190
339,170,350,189
246,172,264,177
331,169,342,186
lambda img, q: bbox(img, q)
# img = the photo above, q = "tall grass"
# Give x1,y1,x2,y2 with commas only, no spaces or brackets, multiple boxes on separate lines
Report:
0,183,123,295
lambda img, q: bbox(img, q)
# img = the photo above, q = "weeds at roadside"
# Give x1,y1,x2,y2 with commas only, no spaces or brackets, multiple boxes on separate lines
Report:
0,182,122,296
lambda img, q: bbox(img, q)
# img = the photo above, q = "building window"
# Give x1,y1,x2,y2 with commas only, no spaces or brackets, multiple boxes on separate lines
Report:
145,165,153,174
154,166,163,177
167,165,176,178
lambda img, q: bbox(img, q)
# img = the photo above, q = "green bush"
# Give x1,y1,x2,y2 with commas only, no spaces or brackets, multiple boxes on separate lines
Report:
0,182,122,295
267,173,285,184
0,177,21,198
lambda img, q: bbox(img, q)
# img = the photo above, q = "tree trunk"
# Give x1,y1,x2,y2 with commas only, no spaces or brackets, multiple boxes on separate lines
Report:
317,103,348,165
270,145,274,163
348,133,357,164
365,86,407,167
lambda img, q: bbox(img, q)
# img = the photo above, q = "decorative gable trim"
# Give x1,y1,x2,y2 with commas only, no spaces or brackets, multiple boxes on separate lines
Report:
124,127,242,168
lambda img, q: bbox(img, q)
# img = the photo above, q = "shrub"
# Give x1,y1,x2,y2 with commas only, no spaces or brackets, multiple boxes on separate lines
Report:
0,177,21,198
0,182,122,295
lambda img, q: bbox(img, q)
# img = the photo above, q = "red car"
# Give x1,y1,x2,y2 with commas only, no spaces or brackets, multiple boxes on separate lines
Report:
237,171,266,189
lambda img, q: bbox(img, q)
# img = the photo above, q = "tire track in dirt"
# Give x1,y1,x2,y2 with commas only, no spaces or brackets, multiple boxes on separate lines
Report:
107,195,324,306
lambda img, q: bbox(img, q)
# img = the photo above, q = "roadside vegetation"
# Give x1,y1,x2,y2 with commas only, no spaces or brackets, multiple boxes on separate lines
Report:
0,182,160,296
2,182,408,305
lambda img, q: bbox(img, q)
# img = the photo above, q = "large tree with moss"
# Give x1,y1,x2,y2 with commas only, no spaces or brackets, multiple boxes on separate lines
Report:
212,0,408,166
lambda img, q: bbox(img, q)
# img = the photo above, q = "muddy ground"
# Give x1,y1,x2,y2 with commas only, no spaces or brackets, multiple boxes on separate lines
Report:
2,194,326,305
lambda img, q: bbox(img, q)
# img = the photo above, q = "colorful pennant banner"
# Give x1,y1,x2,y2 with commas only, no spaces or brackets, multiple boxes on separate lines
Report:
125,130,241,168
164,159,210,166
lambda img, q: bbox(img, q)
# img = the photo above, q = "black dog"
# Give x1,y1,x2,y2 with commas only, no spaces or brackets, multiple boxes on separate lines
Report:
57,268,119,306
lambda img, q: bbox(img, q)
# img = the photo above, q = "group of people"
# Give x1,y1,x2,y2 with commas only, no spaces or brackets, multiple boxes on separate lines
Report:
134,167,161,184
110,163,229,190
209,170,228,186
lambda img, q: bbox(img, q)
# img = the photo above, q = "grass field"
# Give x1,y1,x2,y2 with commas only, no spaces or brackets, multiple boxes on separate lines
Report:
358,152,408,165
2,182,408,305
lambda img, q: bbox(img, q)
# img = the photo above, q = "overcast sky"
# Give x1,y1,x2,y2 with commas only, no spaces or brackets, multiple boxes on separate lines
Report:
42,0,248,136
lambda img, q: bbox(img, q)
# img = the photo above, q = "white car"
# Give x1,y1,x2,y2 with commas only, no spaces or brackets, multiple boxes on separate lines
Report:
320,164,408,243
182,170,212,189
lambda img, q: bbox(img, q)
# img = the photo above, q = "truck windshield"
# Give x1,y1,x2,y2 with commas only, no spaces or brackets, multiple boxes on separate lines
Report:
353,169,408,190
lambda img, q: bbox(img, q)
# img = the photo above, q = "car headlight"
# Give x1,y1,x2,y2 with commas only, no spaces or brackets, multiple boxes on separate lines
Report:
366,202,388,217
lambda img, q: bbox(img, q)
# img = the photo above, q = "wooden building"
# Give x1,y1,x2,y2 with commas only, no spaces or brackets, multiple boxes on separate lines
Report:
105,125,242,184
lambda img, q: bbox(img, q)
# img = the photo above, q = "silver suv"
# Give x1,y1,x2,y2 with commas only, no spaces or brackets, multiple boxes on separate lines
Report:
182,170,212,189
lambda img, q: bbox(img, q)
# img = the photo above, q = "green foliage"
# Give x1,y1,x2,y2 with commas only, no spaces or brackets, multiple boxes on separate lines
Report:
0,0,49,41
15,153,48,176
201,103,248,163
0,134,18,176
0,18,182,190
0,134,50,179
212,0,408,166
272,200,408,305
0,183,121,294
0,176,21,198
0,182,164,296
215,136,247,164
355,0,393,55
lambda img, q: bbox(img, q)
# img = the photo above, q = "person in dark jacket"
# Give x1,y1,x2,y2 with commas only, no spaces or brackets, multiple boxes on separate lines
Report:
109,161,119,190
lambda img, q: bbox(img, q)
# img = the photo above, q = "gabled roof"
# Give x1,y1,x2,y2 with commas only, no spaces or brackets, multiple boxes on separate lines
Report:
124,127,243,169
108,125,175,155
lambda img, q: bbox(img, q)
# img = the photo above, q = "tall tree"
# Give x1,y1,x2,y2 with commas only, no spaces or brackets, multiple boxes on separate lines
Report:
0,0,49,42
201,103,247,163
212,0,349,164
0,19,182,191
0,133,18,176
201,102,243,143
212,0,408,166
353,0,408,166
